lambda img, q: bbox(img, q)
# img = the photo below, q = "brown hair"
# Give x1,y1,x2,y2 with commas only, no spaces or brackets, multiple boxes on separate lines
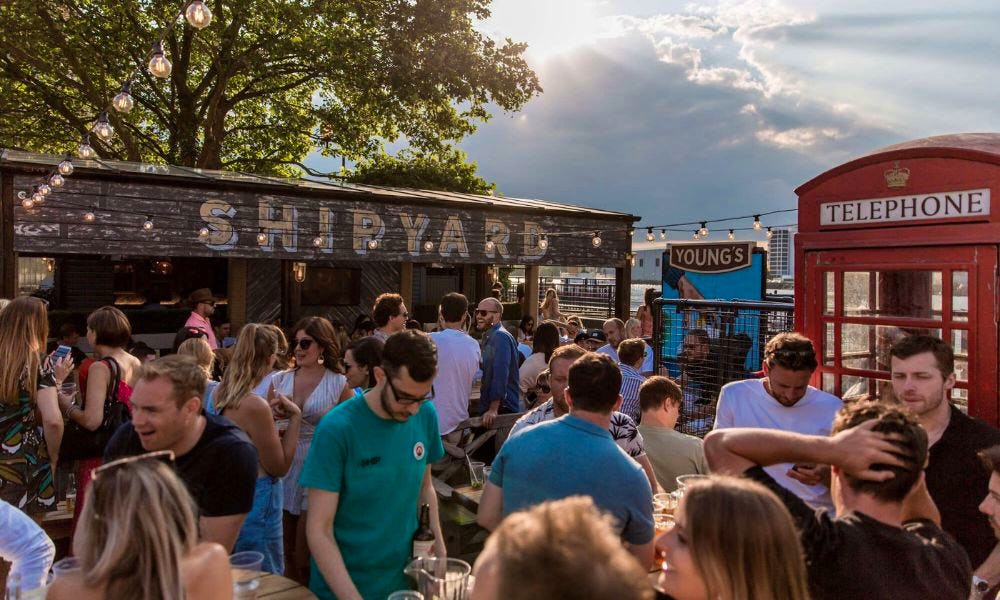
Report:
382,329,437,383
372,293,405,327
682,477,810,600
137,355,207,409
831,401,927,502
548,343,587,370
87,306,132,348
618,338,646,367
292,316,344,373
764,332,818,372
979,445,1000,476
639,375,682,413
491,496,652,600
889,334,954,378
0,296,48,403
567,353,621,413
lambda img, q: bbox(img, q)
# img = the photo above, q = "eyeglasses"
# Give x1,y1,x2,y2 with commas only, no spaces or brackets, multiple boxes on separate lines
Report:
92,450,175,480
476,309,499,316
387,378,435,405
291,338,314,351
198,300,215,307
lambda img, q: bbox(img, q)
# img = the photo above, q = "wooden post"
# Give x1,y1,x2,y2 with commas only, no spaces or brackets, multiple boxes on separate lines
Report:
0,174,15,298
400,262,413,310
615,265,631,321
525,265,540,320
461,265,475,300
228,258,247,328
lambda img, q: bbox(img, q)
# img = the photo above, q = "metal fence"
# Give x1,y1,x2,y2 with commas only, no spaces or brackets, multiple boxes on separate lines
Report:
653,298,795,437
504,276,616,319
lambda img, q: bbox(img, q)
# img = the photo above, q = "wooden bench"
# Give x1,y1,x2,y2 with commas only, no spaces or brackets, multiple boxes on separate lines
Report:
437,412,523,482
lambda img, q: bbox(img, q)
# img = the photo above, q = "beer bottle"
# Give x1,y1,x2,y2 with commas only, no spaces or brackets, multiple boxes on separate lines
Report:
412,503,435,559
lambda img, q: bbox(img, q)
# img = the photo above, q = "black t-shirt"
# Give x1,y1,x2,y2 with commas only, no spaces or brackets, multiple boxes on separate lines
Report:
105,413,258,517
745,466,971,600
927,404,1000,567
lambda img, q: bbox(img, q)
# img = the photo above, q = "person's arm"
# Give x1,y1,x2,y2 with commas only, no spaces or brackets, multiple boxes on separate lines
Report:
634,453,659,493
627,539,655,571
200,514,246,552
419,467,446,557
242,393,301,477
36,386,62,468
974,544,1000,596
476,481,504,531
0,500,55,590
705,420,909,479
307,489,363,600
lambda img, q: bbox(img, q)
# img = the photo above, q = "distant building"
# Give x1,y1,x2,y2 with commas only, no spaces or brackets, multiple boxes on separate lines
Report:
768,228,793,278
631,246,665,283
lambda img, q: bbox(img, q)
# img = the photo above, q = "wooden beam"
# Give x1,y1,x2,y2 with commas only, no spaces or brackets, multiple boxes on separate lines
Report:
615,266,632,321
227,258,247,328
525,265,540,320
400,262,413,311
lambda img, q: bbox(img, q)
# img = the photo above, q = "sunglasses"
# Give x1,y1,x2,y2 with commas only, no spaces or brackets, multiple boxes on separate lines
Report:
476,309,499,316
387,378,435,405
291,338,315,351
92,450,175,480
198,300,215,307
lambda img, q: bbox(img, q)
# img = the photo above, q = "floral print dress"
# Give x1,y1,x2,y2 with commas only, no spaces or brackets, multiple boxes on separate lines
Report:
0,367,56,514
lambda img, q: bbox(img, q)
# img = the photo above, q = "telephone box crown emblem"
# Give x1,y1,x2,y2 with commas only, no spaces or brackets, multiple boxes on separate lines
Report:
884,161,910,188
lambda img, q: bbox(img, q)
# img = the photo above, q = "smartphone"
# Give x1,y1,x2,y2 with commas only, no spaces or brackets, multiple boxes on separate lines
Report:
51,345,72,360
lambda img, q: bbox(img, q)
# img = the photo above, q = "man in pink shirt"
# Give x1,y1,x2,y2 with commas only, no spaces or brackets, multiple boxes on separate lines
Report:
185,288,219,348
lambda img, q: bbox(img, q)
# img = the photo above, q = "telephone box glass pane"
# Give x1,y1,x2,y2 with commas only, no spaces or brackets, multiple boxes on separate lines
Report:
824,271,835,315
823,322,835,366
953,387,969,413
952,271,969,322
843,270,943,320
822,372,835,394
841,324,942,373
952,329,969,383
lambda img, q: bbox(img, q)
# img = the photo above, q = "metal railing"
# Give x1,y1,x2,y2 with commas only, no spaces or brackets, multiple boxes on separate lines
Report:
652,298,795,437
504,276,617,319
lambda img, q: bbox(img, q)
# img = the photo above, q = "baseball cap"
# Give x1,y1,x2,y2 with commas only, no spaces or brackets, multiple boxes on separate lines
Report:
574,331,590,344
586,330,607,343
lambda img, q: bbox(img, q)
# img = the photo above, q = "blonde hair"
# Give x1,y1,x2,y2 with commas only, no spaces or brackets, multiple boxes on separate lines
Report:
0,297,48,404
625,317,641,338
261,324,289,370
682,477,810,600
177,337,215,378
213,323,278,411
491,496,652,600
74,459,197,600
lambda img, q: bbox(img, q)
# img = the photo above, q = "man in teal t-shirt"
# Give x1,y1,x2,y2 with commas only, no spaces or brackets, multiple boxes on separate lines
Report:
301,330,446,600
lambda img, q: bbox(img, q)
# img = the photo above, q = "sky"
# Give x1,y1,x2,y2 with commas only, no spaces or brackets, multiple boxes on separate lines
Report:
306,0,1000,241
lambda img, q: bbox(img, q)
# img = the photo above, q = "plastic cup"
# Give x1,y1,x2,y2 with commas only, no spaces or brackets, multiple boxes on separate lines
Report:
652,492,677,515
230,551,264,599
469,461,486,490
51,557,81,578
482,466,492,483
675,474,710,490
388,592,425,600
652,514,676,569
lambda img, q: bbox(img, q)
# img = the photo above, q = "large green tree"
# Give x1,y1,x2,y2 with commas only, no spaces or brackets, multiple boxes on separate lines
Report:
0,0,540,176
348,145,495,194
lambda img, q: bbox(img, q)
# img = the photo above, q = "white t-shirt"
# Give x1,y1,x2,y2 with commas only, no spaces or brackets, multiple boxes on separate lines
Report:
714,378,842,510
430,328,482,435
597,344,619,362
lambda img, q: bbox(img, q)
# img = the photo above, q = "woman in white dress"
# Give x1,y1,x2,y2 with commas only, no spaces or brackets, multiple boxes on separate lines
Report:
271,316,353,584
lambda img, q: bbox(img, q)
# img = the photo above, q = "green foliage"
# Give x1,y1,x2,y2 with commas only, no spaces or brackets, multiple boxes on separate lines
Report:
347,146,496,194
0,0,541,174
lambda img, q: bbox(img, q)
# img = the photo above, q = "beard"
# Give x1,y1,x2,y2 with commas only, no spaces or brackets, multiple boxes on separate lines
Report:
379,385,412,422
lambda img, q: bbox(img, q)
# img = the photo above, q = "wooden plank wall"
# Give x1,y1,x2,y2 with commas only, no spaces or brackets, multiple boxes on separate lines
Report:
298,261,401,332
59,257,115,309
245,259,282,325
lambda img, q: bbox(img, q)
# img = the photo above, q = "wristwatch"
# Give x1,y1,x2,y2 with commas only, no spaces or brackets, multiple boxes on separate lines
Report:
973,575,991,598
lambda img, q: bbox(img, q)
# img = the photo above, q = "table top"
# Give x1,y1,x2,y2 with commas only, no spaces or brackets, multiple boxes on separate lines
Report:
452,484,484,512
257,572,317,599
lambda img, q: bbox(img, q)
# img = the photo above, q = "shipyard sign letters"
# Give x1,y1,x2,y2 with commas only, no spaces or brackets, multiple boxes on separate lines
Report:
820,189,990,227
668,242,755,274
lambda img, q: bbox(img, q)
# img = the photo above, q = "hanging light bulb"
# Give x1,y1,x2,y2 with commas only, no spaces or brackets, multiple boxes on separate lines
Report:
83,211,96,223
591,232,602,248
538,234,548,251
485,239,495,252
367,239,379,250
256,229,268,244
198,227,210,239
58,156,74,176
766,227,773,239
92,112,114,142
112,81,134,113
645,227,654,242
659,229,666,241
752,215,762,231
16,191,26,201
22,196,35,209
629,253,637,267
148,41,172,78
699,222,709,237
185,0,213,29
142,216,154,230
728,229,735,240
422,239,434,252
692,230,699,241
312,236,323,247
49,173,65,188
38,183,51,196
31,189,44,204
78,135,96,159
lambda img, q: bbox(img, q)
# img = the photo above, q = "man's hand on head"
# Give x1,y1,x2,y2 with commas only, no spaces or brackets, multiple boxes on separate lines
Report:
830,419,911,481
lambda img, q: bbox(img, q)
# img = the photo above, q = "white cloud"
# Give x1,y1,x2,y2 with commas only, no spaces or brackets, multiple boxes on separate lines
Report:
756,126,844,149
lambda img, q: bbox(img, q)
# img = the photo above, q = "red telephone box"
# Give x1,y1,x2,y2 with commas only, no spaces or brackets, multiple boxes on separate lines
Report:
795,134,1000,425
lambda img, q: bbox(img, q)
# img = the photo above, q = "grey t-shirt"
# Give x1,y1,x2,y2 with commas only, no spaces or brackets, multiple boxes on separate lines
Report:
637,424,708,492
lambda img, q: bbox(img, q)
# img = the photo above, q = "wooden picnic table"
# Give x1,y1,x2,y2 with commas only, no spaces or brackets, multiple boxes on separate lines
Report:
40,501,73,542
254,572,317,599
451,484,484,512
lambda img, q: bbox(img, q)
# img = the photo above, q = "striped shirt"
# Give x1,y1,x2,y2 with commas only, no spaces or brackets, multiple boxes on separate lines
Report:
619,364,645,422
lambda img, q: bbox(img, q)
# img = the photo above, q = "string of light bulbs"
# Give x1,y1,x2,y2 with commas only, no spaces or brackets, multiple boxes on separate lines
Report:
15,0,214,211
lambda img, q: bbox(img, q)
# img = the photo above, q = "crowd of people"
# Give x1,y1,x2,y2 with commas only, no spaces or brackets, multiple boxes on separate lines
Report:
1,285,1000,600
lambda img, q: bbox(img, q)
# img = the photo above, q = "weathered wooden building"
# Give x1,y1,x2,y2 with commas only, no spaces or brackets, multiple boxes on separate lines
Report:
0,150,638,334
